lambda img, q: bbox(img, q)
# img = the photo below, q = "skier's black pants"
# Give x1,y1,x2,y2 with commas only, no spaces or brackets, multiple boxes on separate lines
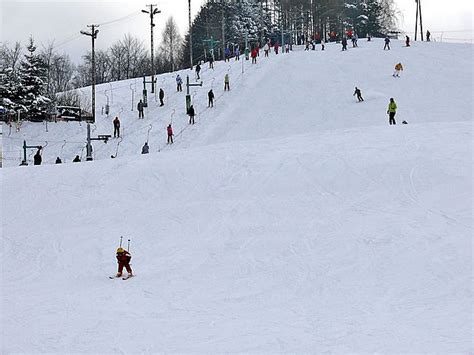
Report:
389,112,396,125
114,126,120,137
138,110,144,118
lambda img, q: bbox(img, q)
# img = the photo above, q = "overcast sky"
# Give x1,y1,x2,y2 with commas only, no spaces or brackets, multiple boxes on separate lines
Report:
0,0,472,63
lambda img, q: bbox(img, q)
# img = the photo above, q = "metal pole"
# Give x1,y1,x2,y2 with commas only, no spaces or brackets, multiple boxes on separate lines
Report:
91,25,96,123
222,1,226,61
150,6,155,93
419,0,424,41
86,123,92,161
23,140,27,164
188,0,194,69
415,0,419,41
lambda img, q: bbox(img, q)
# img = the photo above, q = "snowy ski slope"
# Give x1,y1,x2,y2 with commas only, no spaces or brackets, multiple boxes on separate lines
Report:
1,39,472,353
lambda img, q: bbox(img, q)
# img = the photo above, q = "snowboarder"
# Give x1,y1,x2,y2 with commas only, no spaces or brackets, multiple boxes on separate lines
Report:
387,98,397,125
393,62,403,77
208,89,215,108
263,42,270,57
384,36,391,50
251,48,258,64
73,155,81,163
188,105,196,125
141,142,149,154
353,87,364,102
33,148,42,166
167,124,173,144
159,88,165,106
113,116,120,138
405,35,410,47
137,99,144,119
341,36,348,51
224,73,230,91
176,74,183,92
115,247,133,278
196,63,201,79
426,30,431,42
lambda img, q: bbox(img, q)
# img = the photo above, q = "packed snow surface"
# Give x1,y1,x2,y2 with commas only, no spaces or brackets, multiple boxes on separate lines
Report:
1,40,472,353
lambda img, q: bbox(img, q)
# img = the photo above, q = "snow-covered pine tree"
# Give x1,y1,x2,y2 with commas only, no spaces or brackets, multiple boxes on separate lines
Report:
18,37,51,120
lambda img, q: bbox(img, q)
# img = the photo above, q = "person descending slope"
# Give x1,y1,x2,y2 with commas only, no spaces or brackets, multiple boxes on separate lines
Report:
353,87,364,102
114,247,133,279
393,62,403,77
263,42,270,57
387,98,398,125
188,105,196,125
341,37,348,51
113,116,120,138
141,142,149,154
405,35,410,47
137,99,144,119
196,63,201,79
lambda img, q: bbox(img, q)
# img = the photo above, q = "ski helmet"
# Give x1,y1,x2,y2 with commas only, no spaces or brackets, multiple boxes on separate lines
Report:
117,247,125,253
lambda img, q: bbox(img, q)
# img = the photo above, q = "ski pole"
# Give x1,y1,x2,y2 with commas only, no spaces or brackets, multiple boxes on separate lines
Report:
127,239,131,252
119,236,123,248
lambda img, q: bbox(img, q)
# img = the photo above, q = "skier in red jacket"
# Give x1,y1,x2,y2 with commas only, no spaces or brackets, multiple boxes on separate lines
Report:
115,248,133,278
251,48,258,64
167,124,173,144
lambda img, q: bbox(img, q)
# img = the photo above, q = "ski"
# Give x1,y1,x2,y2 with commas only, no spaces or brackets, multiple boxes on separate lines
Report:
122,275,134,280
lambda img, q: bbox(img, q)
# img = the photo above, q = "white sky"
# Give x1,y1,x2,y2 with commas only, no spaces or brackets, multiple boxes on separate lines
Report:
0,0,472,63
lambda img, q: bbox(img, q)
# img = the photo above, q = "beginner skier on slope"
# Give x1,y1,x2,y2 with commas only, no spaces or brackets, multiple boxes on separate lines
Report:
387,98,397,125
353,87,364,102
115,247,133,278
393,62,403,77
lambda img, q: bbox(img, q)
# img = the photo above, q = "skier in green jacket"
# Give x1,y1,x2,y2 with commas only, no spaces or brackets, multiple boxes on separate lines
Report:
387,98,397,125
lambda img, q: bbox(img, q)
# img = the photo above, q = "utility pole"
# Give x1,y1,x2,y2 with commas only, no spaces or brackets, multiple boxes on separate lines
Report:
414,0,424,41
221,0,226,61
188,0,194,69
142,4,161,94
80,24,99,124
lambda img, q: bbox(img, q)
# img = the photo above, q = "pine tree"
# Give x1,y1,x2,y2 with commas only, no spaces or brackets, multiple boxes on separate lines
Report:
18,37,51,120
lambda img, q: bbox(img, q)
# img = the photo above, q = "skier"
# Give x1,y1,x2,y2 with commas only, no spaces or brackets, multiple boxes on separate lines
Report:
224,73,230,91
305,42,310,51
286,43,290,53
353,33,358,47
234,46,240,60
167,124,173,144
387,98,397,125
176,74,183,92
55,157,62,164
141,142,149,154
224,46,231,62
426,30,431,42
274,41,279,55
405,35,410,47
341,36,348,51
115,247,133,278
188,105,196,125
73,155,81,163
33,148,42,166
251,47,258,64
393,62,403,77
263,42,270,57
113,116,120,138
321,40,325,51
208,89,215,108
196,63,201,79
209,55,214,69
137,99,144,119
384,36,391,50
159,88,165,106
353,87,364,102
